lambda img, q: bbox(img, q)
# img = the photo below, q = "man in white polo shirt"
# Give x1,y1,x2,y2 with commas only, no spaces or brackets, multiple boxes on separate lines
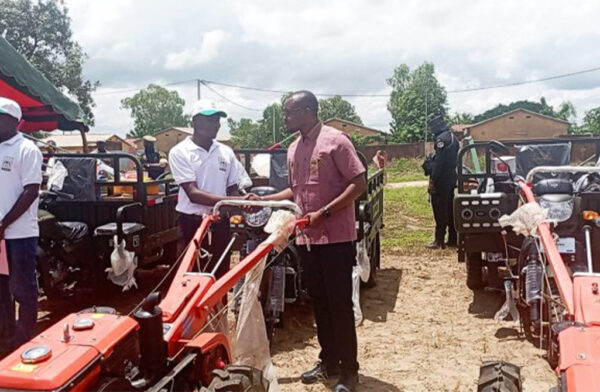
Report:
169,100,241,278
0,98,43,355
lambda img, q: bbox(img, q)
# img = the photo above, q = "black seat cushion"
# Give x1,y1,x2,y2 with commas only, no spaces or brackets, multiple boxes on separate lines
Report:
94,222,145,237
56,222,89,241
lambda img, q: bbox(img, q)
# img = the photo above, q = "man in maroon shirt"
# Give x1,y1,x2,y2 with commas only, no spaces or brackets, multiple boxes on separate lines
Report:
258,91,366,392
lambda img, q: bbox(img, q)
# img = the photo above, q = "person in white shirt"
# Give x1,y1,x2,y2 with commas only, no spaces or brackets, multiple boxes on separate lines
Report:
0,98,43,355
169,100,243,278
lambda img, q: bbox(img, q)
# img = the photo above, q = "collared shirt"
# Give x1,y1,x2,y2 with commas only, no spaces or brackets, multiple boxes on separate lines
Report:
0,133,42,239
169,137,239,215
288,122,366,245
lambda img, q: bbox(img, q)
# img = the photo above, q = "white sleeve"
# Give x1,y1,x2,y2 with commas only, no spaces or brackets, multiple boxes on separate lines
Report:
21,145,43,186
227,151,240,188
169,148,196,185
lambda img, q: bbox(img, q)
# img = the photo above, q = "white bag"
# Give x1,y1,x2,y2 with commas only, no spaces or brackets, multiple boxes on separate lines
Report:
352,265,363,327
105,235,138,291
356,239,370,283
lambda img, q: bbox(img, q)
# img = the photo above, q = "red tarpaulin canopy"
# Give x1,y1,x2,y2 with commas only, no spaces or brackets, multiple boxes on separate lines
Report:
0,36,89,133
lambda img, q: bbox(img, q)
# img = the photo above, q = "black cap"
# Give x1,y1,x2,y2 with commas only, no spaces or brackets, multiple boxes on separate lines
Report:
428,114,447,135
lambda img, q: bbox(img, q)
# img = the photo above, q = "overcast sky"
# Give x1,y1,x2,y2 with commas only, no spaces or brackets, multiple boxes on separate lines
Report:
64,0,600,137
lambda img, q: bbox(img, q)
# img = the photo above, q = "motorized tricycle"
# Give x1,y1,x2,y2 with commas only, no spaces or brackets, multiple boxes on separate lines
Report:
37,152,179,298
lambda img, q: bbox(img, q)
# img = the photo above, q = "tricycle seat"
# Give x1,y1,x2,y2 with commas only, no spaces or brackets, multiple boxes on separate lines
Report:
94,222,145,237
56,222,89,241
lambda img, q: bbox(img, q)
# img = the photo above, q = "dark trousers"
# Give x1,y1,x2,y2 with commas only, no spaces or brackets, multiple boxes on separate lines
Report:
0,237,38,353
298,242,359,376
177,214,231,279
431,187,457,244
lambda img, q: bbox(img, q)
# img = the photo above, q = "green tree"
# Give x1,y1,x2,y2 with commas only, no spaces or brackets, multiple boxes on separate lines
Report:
582,107,600,135
318,95,363,124
229,97,294,149
121,84,190,138
387,62,448,142
556,101,577,123
227,118,264,148
0,0,99,124
473,98,557,123
448,112,474,126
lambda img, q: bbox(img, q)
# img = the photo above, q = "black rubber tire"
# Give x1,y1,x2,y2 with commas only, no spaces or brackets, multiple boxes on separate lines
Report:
466,252,484,290
203,365,269,392
477,361,522,392
36,252,63,300
364,233,380,288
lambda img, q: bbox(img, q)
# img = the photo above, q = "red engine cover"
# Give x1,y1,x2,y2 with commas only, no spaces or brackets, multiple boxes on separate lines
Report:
0,312,138,391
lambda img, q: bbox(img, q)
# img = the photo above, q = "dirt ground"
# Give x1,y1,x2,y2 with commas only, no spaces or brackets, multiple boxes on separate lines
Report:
270,249,557,392
32,249,557,392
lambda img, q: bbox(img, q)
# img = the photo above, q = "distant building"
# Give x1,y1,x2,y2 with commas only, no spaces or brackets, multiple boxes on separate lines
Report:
464,109,570,141
324,118,388,139
42,133,134,153
153,127,231,154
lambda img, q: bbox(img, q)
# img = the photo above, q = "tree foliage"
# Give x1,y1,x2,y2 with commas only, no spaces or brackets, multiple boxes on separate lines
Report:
318,95,363,124
121,84,190,138
448,112,474,126
229,101,290,149
387,62,448,142
473,98,558,123
581,107,600,135
0,0,99,124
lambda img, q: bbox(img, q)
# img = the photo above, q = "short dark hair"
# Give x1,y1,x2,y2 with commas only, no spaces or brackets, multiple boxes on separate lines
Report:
289,90,318,114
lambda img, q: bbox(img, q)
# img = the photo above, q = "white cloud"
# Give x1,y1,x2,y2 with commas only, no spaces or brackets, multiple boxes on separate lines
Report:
164,30,229,70
62,0,600,133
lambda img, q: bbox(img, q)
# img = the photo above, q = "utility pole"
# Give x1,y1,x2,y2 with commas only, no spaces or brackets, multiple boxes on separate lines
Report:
197,79,201,100
424,84,428,145
272,105,276,143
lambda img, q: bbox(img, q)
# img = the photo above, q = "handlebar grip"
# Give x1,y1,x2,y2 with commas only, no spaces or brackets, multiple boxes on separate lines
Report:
296,218,310,230
267,143,281,152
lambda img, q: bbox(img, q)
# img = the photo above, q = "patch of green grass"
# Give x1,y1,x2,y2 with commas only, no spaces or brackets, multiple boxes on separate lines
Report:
382,186,434,253
386,158,428,183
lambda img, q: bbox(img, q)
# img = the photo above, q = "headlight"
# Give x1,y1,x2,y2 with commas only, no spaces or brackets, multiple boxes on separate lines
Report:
539,195,574,223
243,207,272,228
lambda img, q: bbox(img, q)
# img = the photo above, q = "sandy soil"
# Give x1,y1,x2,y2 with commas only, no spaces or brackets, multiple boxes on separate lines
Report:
33,249,557,392
270,249,557,392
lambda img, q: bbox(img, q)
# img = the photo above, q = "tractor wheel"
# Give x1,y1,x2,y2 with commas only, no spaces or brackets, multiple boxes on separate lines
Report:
364,233,380,288
466,252,484,290
202,365,269,392
477,361,522,392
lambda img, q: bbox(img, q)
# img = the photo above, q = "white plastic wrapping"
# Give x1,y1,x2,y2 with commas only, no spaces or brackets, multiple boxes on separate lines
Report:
105,235,138,291
498,202,547,236
232,253,279,392
226,210,300,392
352,266,363,326
47,160,68,191
356,239,371,283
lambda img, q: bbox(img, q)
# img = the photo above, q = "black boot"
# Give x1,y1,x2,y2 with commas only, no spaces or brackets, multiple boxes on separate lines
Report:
300,362,339,384
333,373,359,392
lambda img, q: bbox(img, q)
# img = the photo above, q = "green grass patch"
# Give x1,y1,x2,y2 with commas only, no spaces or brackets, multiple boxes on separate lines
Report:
386,158,428,183
382,186,434,253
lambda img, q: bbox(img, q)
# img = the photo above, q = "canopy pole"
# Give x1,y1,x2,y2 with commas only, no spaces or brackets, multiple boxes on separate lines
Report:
80,130,88,153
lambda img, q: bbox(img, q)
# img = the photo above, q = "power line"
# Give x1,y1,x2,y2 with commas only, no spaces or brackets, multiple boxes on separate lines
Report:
94,79,197,96
202,80,389,97
91,65,600,101
447,66,600,93
200,82,262,111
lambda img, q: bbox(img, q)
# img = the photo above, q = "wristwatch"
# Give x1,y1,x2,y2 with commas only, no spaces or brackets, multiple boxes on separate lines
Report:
322,208,331,218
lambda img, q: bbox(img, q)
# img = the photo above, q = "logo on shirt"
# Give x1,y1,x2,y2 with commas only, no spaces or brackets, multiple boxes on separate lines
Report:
1,156,13,172
218,157,228,172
